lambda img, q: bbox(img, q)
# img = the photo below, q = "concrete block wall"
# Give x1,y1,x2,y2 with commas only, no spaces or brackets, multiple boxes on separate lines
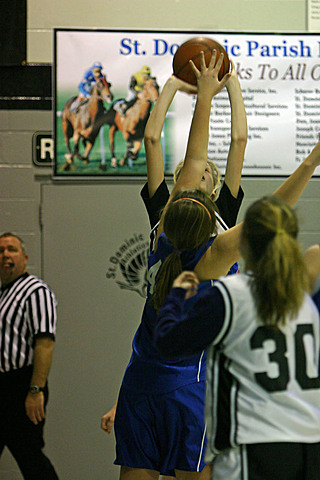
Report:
0,110,53,275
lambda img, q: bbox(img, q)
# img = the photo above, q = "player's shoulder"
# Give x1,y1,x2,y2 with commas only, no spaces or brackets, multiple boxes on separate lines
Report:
215,273,252,309
217,272,250,291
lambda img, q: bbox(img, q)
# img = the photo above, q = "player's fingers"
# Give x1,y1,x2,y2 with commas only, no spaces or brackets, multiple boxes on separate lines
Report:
199,51,207,70
213,52,224,76
180,271,199,285
208,49,218,69
100,417,109,432
185,272,199,284
180,271,194,279
106,421,113,433
189,59,200,78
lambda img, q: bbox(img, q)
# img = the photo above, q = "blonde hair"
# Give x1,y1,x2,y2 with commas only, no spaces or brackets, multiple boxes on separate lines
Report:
241,196,309,327
173,159,222,197
151,190,216,311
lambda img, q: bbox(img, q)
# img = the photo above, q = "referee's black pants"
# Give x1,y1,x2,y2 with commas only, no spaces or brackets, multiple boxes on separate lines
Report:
0,366,59,480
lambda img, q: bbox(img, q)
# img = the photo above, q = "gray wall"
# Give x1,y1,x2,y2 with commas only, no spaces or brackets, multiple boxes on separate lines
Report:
1,1,319,479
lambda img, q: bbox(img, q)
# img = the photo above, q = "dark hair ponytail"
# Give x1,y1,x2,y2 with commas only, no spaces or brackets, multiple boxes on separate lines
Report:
151,190,216,311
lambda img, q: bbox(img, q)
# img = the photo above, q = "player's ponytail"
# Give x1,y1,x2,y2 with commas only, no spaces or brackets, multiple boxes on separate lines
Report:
241,196,309,327
151,190,216,311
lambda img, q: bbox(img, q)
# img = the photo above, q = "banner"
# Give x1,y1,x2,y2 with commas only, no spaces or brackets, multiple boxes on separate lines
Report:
53,29,320,178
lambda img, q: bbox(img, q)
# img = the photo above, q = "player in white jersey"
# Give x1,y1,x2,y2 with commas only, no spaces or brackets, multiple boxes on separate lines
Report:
155,196,320,480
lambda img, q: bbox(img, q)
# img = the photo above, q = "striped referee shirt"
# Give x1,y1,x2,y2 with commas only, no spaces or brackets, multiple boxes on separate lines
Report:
0,272,57,373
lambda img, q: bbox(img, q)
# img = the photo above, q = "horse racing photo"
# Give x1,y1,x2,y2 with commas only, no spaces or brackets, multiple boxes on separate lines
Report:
54,29,190,178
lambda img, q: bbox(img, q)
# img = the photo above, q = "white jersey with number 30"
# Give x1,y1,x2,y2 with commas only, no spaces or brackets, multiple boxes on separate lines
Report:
205,273,320,459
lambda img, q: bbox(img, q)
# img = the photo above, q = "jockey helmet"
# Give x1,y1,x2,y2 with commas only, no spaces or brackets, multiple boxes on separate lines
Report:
92,61,103,70
141,65,151,75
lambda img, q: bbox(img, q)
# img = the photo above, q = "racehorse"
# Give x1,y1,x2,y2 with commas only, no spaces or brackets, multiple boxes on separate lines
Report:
61,75,113,169
102,78,159,167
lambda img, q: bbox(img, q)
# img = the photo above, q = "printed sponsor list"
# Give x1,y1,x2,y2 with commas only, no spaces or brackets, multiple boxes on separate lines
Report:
203,85,320,176
295,88,320,163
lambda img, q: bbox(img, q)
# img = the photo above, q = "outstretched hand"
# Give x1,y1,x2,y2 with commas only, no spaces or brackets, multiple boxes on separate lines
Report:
189,50,232,99
173,271,199,299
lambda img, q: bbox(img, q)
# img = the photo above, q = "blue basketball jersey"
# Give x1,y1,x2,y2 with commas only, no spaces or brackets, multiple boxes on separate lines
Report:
122,233,215,394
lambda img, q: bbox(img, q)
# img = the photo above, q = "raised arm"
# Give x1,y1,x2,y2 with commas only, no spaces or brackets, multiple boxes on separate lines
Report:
223,61,247,198
273,133,320,206
304,244,320,292
154,52,231,247
144,76,197,198
197,134,320,281
172,51,231,197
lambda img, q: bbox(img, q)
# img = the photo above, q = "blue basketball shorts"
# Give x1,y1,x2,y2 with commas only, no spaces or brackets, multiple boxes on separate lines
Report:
114,380,207,476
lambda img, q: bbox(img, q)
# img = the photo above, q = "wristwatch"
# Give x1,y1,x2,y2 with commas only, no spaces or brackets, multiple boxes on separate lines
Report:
29,385,45,394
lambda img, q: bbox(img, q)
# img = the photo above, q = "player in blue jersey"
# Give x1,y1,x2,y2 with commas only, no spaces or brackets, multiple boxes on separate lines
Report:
155,195,320,480
107,51,234,480
102,52,320,479
102,61,246,462
71,61,105,112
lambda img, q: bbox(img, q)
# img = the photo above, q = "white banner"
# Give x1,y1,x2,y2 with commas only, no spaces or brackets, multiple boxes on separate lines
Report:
54,29,320,178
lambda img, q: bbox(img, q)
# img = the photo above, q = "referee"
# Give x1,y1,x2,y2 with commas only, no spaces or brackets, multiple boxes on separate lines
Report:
0,232,59,479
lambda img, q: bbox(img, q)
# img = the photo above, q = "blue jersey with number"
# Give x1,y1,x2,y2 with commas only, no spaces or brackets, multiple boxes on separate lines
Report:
121,232,215,394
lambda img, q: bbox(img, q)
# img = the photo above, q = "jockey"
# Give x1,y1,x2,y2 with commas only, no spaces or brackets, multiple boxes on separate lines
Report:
71,61,104,112
114,65,152,116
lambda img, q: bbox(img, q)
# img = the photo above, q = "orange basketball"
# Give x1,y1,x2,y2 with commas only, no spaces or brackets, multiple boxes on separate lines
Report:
173,37,230,86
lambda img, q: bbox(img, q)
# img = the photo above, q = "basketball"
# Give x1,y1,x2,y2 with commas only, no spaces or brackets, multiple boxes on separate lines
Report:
173,37,230,86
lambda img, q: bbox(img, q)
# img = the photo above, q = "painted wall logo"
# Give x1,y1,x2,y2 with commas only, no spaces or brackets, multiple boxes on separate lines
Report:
106,233,149,298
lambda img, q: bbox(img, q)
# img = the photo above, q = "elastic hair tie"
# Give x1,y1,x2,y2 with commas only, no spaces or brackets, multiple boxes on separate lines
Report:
172,248,182,255
277,229,286,235
174,197,212,220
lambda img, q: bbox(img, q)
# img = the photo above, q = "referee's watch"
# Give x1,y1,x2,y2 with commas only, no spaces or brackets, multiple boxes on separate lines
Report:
29,385,45,394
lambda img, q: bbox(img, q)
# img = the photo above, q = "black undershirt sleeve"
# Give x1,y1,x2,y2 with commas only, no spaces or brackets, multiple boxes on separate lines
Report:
140,180,170,229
